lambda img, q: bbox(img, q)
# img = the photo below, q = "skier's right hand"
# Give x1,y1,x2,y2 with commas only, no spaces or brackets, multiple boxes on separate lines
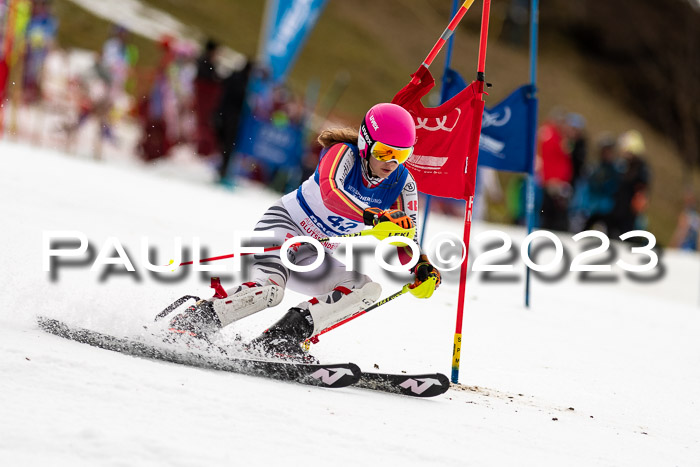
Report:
408,254,441,299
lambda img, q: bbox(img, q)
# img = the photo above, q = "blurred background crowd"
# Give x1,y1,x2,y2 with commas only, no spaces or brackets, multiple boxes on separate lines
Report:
0,0,698,251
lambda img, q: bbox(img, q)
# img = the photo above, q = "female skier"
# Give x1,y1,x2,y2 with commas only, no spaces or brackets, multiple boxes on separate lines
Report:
168,103,441,356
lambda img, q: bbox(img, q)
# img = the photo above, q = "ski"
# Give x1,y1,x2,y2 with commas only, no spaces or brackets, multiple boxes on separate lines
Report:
355,372,450,398
36,317,360,389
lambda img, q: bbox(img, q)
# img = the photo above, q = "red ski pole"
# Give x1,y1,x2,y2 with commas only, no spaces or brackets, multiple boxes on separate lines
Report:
301,277,437,350
302,283,412,351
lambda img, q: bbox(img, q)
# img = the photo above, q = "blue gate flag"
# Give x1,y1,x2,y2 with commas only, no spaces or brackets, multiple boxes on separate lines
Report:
479,84,536,174
261,0,328,82
442,68,536,174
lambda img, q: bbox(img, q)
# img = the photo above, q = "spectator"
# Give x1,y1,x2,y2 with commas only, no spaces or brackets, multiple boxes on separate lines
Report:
670,189,699,251
100,25,131,103
564,112,587,187
137,36,175,161
60,52,114,149
167,40,197,146
23,0,57,103
193,38,222,158
216,58,252,181
610,130,651,236
582,133,621,232
537,108,573,232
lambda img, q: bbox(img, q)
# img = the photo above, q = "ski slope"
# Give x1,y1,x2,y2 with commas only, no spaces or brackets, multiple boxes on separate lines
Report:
1,140,699,466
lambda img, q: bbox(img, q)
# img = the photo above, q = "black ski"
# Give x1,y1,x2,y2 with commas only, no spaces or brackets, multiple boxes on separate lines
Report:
355,372,450,398
37,317,360,389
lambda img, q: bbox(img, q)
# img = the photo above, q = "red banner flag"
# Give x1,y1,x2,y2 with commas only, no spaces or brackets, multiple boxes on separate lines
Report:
392,67,485,201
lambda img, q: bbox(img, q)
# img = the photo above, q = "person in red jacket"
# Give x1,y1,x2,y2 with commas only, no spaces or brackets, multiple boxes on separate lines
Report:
537,109,573,231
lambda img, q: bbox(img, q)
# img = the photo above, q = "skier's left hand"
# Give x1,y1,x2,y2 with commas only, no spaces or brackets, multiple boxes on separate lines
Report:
408,254,441,298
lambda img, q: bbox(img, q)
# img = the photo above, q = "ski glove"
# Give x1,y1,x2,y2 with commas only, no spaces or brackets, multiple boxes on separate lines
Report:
408,254,441,299
362,207,414,230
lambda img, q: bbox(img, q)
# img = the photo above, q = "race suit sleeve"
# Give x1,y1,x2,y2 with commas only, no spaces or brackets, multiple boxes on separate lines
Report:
317,144,369,222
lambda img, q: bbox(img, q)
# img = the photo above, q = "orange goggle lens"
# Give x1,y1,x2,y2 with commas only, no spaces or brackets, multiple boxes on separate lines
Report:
370,142,413,164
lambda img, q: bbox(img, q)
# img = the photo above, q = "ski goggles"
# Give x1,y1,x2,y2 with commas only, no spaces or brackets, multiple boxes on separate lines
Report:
369,141,414,164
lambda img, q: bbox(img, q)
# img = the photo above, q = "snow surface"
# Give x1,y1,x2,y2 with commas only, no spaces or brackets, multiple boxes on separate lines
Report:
1,140,699,466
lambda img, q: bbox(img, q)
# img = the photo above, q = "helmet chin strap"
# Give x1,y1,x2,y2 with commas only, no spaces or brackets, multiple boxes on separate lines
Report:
363,157,375,178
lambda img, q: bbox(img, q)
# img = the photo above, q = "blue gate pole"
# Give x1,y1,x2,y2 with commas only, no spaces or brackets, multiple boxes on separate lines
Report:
524,0,539,308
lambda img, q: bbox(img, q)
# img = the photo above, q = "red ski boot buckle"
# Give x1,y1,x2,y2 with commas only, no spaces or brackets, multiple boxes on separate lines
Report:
210,277,228,299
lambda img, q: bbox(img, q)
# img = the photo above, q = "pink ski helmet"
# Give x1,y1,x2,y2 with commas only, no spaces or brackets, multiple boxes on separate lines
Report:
358,103,416,164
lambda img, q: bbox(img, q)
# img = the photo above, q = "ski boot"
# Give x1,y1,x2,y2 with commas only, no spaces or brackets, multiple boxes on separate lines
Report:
167,299,222,342
163,277,277,336
211,280,283,327
249,307,316,363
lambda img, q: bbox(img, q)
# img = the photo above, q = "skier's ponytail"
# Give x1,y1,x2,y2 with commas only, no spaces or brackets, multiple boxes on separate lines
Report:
317,127,358,148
